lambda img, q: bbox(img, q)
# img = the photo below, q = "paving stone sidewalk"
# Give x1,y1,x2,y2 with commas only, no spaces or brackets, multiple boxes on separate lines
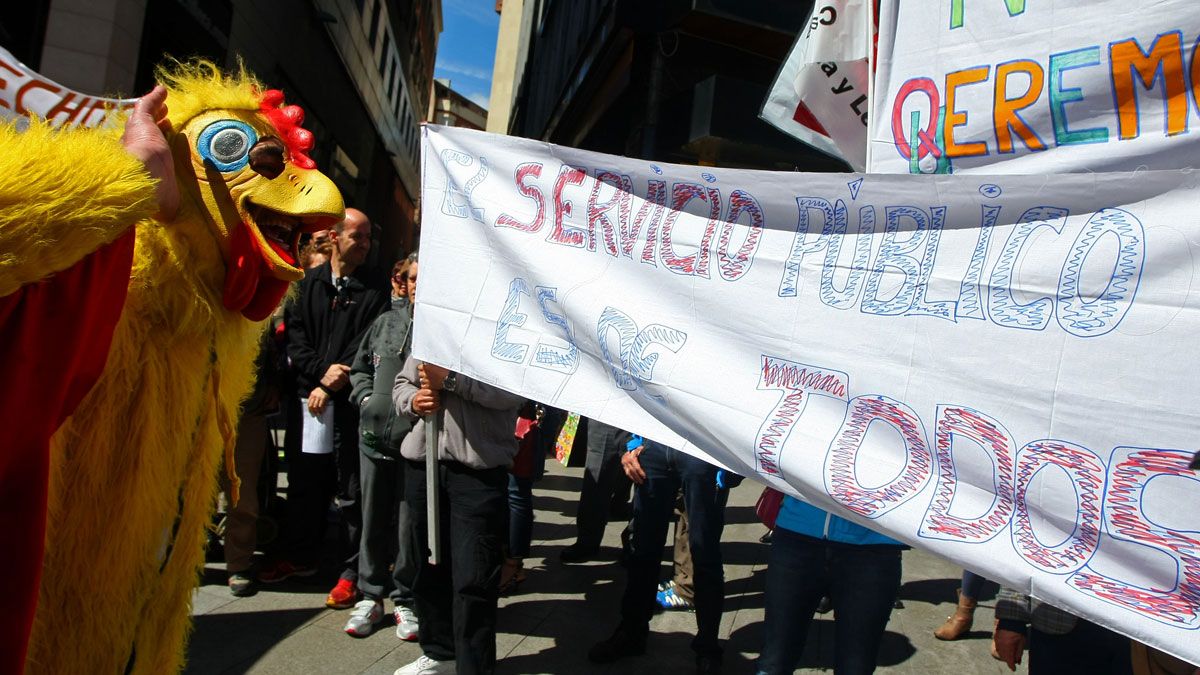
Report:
186,461,1021,674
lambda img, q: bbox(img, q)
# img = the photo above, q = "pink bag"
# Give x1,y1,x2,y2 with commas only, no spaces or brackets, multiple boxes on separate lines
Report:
755,487,785,529
511,412,539,478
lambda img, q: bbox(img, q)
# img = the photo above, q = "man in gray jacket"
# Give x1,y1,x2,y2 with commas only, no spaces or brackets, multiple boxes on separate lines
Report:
391,354,524,675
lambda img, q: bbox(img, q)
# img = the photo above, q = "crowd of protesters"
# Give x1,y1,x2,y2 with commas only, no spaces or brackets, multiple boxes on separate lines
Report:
212,210,1190,675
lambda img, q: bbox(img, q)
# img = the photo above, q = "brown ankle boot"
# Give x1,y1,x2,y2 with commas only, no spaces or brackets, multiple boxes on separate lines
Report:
498,557,526,596
933,588,976,640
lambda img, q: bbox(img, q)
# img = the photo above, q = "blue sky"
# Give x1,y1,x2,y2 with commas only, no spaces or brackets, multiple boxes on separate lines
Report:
434,0,500,110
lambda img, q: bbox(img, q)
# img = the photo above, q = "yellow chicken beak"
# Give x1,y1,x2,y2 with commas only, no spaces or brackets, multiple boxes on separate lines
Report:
215,165,340,320
235,165,344,279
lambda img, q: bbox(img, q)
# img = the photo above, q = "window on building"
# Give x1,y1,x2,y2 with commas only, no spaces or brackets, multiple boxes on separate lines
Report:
536,0,550,36
379,32,391,75
369,0,382,46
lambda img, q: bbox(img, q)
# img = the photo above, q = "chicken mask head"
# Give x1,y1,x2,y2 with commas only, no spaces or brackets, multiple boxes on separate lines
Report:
160,62,344,321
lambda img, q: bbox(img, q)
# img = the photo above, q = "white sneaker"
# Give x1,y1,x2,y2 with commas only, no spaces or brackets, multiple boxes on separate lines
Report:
344,599,384,637
394,654,455,675
394,605,419,641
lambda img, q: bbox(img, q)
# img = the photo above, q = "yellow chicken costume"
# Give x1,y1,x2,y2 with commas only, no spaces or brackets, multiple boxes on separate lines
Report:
0,62,343,674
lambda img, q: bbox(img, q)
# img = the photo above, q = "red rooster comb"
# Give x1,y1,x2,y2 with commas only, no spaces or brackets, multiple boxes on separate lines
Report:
258,89,316,170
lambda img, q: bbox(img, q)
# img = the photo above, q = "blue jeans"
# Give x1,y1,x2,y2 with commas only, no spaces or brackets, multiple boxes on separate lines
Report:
756,528,902,675
620,441,728,656
508,406,564,558
961,569,986,599
507,475,533,558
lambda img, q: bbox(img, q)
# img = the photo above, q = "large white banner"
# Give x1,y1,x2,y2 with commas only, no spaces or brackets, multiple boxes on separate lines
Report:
0,45,135,129
870,0,1200,174
417,125,1200,664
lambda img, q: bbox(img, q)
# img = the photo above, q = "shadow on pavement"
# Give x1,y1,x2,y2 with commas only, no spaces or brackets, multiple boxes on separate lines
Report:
495,627,760,675
536,472,583,494
727,619,917,670
900,577,1000,606
185,607,324,675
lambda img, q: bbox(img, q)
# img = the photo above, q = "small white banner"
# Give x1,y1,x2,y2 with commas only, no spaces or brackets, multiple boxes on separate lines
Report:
761,1,873,170
0,45,135,128
416,125,1200,665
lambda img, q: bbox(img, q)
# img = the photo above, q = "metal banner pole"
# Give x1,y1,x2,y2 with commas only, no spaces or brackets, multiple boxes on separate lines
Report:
425,410,441,564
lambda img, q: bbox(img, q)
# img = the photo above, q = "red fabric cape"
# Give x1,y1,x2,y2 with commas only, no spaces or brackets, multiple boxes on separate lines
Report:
0,228,135,675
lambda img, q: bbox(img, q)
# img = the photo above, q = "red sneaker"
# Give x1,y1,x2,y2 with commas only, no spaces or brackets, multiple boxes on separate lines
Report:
325,578,360,609
258,559,317,584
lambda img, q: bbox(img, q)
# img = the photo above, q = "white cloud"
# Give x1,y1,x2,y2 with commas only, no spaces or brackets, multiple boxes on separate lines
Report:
438,60,492,82
464,90,490,110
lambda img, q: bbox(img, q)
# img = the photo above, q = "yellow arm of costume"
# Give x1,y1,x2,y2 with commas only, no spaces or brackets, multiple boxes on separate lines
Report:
0,120,157,297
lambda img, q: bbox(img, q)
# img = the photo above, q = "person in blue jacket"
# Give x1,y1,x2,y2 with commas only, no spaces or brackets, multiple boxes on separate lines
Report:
756,495,906,675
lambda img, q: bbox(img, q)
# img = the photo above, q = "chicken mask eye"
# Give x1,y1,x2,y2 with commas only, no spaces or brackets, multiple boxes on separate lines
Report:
197,120,258,172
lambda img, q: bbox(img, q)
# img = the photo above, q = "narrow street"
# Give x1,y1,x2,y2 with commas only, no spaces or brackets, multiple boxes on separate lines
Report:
187,461,1022,674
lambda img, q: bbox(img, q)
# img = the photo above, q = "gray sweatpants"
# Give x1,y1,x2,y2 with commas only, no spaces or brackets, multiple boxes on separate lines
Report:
357,450,417,606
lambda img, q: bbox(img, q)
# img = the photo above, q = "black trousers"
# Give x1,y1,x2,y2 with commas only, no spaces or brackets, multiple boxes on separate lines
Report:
405,459,508,675
1030,618,1133,675
282,398,361,580
575,420,631,548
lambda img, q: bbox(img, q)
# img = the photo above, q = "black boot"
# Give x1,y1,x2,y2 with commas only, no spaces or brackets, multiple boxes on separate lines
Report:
588,625,647,663
696,652,723,674
559,543,600,563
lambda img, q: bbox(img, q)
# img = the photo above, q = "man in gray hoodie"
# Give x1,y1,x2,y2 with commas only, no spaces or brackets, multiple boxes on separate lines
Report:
391,353,524,675
342,253,419,640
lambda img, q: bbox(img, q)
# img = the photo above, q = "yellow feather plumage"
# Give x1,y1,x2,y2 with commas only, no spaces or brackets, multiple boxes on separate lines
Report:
4,63,298,674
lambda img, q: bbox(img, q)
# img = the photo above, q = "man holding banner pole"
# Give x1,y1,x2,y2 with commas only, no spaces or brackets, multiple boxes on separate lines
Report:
394,353,523,675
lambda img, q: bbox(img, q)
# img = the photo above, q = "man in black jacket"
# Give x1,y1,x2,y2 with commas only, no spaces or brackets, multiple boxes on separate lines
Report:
261,208,390,611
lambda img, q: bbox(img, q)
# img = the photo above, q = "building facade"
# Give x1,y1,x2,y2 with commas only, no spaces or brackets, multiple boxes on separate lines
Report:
486,0,535,134
432,78,486,130
489,0,845,172
0,0,440,262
